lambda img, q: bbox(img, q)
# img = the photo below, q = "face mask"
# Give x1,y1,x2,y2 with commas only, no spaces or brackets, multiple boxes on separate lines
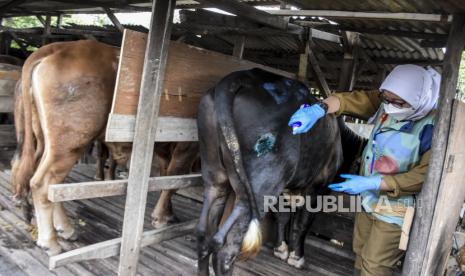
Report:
384,104,415,121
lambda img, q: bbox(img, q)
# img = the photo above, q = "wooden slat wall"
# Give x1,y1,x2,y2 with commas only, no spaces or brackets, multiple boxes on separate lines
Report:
106,29,296,142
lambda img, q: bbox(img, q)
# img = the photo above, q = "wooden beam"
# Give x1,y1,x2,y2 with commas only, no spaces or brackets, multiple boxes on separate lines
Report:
310,28,341,44
0,26,120,37
266,9,453,22
48,174,202,202
3,31,27,55
106,115,198,142
298,50,308,82
373,57,443,65
403,14,465,276
319,25,448,40
56,14,62,28
49,220,197,269
42,15,51,45
35,15,46,26
117,0,175,275
307,30,331,97
196,0,288,30
103,7,124,33
0,0,26,16
51,0,150,12
420,39,447,48
232,35,245,59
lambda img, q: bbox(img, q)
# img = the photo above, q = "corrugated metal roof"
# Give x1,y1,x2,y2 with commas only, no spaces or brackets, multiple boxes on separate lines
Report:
0,0,457,89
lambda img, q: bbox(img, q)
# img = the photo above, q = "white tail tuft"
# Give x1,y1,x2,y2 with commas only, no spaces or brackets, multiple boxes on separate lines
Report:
240,218,262,260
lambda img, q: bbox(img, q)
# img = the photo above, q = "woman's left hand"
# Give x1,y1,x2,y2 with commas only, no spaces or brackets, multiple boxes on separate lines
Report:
328,174,382,194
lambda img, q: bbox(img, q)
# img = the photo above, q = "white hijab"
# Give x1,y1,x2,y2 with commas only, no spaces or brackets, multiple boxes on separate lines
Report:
379,64,441,121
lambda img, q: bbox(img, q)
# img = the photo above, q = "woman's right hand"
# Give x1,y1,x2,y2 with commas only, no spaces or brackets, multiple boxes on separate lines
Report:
288,104,326,135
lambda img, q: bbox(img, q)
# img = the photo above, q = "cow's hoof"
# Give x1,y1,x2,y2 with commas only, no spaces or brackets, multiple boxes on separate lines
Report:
287,251,305,269
37,240,62,256
151,215,178,229
58,228,78,241
211,233,225,251
273,242,289,261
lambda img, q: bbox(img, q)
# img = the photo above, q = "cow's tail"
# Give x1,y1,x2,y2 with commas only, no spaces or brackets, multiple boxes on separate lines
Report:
11,78,26,197
11,60,41,200
214,72,262,259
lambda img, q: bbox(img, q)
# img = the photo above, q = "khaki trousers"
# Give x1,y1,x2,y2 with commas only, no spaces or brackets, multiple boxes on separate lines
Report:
353,211,404,276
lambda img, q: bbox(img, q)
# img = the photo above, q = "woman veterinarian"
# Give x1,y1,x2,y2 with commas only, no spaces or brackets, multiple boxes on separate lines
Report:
288,64,441,276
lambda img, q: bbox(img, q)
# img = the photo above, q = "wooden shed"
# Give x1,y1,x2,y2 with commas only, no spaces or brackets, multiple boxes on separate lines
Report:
0,0,464,275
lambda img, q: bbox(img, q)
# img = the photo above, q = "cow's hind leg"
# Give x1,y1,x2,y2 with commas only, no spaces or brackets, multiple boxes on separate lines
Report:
287,207,315,269
213,211,251,276
152,142,199,228
196,182,230,276
30,151,81,256
273,210,291,261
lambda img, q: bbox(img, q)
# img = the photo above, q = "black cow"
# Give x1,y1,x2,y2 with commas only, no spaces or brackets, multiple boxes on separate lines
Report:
196,68,362,275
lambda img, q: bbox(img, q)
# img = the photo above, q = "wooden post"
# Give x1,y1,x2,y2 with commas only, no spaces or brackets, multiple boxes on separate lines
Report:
298,50,308,83
117,1,175,275
402,14,465,276
374,67,387,88
337,31,359,91
232,35,245,59
306,30,331,97
56,14,63,28
42,15,51,45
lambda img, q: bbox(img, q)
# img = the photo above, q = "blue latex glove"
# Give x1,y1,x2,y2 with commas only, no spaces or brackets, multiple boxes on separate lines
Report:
288,104,325,135
328,174,382,195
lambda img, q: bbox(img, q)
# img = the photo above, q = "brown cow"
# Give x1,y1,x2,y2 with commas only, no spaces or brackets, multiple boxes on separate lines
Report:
95,141,199,228
11,40,120,255
12,40,199,255
150,142,199,228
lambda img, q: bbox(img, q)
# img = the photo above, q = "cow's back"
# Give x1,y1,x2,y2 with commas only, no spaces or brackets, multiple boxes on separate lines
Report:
31,40,118,148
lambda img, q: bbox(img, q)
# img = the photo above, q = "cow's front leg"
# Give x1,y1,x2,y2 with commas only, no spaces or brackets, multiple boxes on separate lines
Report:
53,203,77,241
273,210,291,261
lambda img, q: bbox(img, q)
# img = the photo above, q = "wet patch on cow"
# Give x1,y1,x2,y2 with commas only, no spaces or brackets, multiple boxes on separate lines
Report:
262,79,310,105
254,133,276,157
262,82,289,104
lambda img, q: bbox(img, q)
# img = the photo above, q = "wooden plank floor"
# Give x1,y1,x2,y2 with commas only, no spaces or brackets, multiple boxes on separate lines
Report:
0,150,355,276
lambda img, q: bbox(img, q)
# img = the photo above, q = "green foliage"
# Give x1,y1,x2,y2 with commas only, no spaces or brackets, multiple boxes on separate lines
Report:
2,14,108,52
3,16,42,28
